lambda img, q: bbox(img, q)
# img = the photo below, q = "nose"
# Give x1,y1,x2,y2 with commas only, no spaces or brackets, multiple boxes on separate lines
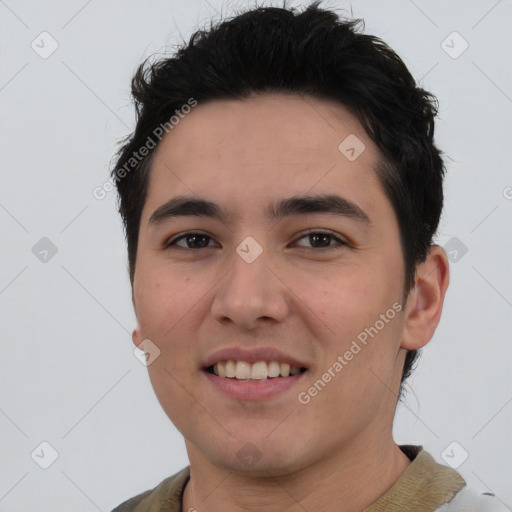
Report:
210,243,289,330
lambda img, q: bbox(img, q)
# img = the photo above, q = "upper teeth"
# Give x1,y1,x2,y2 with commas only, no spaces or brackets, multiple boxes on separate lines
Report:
213,361,302,380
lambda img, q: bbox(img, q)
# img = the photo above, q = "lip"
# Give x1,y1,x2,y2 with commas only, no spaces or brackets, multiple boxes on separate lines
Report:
203,369,307,401
202,346,309,369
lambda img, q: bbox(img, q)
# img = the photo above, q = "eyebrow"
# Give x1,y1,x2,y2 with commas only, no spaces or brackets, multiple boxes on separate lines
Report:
148,194,372,227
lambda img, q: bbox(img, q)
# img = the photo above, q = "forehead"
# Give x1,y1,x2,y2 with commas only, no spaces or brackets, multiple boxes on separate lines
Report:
143,93,389,224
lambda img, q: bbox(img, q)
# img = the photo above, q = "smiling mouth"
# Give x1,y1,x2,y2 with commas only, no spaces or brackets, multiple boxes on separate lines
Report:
205,361,308,381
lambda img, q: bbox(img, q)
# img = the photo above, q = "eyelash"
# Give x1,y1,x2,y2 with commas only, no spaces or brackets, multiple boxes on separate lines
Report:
164,230,348,252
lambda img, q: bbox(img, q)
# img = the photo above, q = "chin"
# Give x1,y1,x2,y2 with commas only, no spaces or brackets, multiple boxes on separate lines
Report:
199,436,309,478
220,454,306,478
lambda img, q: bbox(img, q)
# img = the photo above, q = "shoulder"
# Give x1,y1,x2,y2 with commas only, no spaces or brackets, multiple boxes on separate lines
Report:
436,485,508,512
110,466,190,512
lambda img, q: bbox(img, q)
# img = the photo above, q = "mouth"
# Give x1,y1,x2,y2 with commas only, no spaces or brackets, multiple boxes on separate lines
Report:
203,360,308,401
204,360,308,381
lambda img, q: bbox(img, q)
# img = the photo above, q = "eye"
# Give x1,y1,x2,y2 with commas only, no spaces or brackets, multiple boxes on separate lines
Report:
164,231,216,250
293,230,347,251
164,230,348,251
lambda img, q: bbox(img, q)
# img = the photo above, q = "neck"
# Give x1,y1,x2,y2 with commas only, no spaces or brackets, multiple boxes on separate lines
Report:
182,436,411,512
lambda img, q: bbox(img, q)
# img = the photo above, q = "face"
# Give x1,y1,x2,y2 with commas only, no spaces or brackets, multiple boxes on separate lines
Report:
132,94,410,476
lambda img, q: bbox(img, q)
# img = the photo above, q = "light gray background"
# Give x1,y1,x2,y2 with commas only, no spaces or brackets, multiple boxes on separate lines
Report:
1,0,511,510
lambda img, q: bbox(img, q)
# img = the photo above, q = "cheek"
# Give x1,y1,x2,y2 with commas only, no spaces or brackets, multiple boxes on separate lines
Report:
302,262,388,334
135,268,197,335
135,267,214,375
299,260,403,376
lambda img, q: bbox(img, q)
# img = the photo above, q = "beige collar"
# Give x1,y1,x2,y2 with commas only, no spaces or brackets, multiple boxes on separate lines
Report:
364,445,466,511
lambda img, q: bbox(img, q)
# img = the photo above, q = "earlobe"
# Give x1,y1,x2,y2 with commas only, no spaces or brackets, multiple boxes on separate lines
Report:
131,285,143,348
400,245,450,351
132,322,143,348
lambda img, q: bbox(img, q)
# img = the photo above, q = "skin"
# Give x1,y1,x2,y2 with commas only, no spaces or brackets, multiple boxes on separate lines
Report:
131,93,450,512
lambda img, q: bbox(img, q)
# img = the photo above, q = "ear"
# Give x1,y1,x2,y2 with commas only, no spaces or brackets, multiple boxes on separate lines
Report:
131,286,143,348
400,245,450,351
132,322,144,349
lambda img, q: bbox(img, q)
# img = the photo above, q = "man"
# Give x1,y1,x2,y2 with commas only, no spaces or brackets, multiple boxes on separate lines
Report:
109,2,505,511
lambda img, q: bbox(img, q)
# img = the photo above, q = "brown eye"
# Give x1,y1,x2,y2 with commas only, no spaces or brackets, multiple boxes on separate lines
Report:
165,232,215,249
294,230,347,250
